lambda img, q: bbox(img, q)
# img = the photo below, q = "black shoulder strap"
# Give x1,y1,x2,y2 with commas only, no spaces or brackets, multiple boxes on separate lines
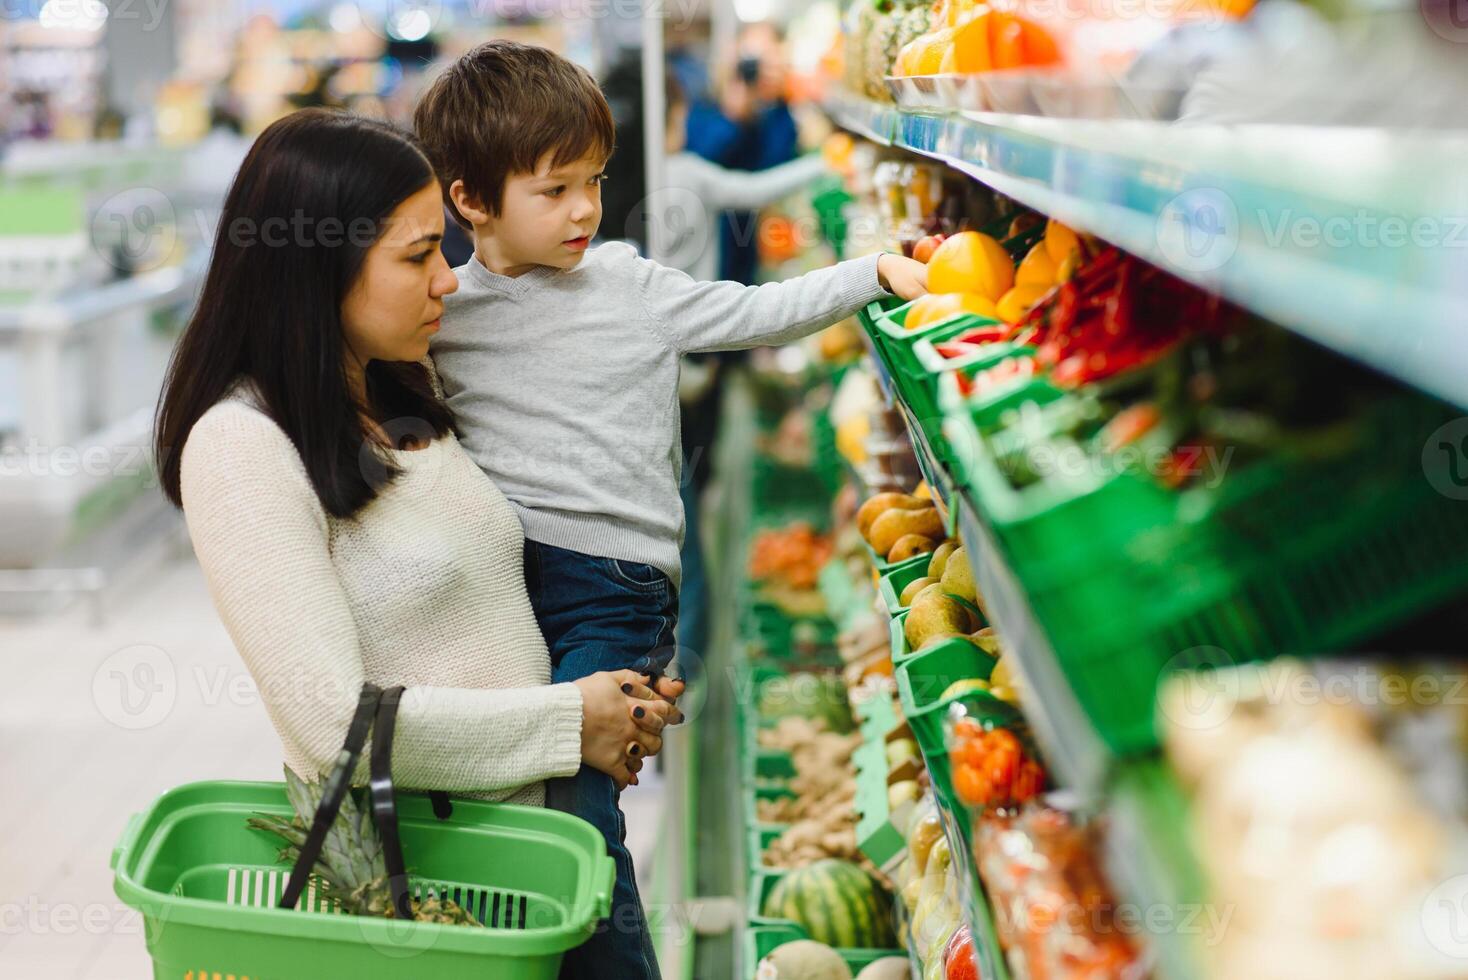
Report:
370,685,413,921
279,682,382,910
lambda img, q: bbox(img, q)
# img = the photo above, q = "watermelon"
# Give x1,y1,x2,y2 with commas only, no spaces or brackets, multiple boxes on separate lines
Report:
758,673,855,734
762,860,896,949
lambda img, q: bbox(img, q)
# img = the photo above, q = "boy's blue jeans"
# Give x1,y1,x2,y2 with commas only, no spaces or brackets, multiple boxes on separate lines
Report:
524,540,677,980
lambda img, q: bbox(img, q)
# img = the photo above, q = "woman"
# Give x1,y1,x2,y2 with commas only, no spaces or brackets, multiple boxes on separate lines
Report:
155,108,680,807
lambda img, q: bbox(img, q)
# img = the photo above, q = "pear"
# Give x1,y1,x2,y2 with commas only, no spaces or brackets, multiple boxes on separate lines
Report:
904,589,976,650
927,540,958,580
857,492,925,540
939,546,977,604
888,534,936,564
869,506,943,556
899,576,938,606
969,626,1001,657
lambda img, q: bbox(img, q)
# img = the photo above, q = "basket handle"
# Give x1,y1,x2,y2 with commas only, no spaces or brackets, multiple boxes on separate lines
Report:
592,854,617,920
369,685,413,921
110,812,144,871
278,682,382,910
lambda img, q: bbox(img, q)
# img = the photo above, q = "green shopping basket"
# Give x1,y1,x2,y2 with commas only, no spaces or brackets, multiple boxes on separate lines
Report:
111,684,615,979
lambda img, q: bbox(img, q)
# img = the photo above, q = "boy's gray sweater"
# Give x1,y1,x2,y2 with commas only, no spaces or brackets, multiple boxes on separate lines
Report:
431,242,890,589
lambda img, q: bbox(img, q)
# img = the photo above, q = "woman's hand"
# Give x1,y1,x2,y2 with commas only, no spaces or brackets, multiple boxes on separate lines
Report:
572,670,683,790
877,253,930,301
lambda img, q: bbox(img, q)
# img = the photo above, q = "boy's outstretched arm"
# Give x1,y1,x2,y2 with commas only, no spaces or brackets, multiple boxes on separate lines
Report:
627,247,928,355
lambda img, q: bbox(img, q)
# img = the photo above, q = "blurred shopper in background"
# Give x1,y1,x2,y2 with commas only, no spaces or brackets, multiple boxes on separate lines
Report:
685,24,799,286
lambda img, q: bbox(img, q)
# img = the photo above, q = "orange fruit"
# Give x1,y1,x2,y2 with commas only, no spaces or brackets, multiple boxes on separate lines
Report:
927,231,1015,301
995,284,1051,324
989,12,1024,70
1015,242,1057,287
904,293,962,330
1020,19,1061,65
1044,219,1080,264
905,291,999,330
821,132,854,174
952,11,992,73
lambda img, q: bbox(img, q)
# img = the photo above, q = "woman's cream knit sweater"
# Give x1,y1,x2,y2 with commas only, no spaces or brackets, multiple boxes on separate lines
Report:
179,384,584,806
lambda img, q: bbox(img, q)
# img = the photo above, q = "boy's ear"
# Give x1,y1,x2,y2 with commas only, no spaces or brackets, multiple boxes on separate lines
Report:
448,179,491,228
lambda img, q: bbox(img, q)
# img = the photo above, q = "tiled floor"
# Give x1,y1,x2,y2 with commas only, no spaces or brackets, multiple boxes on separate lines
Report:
0,551,667,978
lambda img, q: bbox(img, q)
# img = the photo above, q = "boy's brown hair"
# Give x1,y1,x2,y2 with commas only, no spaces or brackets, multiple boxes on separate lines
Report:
414,40,615,229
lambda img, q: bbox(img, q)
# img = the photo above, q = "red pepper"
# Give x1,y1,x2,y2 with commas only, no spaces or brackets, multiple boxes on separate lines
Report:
956,325,1010,345
1100,403,1160,453
1159,445,1205,488
1102,261,1134,338
936,341,986,359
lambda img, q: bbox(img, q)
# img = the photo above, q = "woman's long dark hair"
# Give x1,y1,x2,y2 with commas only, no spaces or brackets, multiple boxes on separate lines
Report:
155,108,455,517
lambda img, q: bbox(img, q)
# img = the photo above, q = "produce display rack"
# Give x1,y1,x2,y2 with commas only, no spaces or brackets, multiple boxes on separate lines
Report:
825,91,1468,412
825,84,1468,976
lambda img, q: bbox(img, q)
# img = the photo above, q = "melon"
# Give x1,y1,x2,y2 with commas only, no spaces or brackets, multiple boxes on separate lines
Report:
756,939,853,980
763,860,896,949
855,958,910,980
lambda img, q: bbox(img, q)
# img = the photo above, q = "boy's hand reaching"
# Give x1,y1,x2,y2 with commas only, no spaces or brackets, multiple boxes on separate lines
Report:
877,253,930,301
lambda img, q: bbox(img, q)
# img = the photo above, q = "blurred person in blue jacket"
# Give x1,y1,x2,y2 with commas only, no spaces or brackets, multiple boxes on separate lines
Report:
684,24,799,286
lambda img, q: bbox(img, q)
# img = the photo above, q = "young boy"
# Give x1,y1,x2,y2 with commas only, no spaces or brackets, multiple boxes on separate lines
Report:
413,41,926,980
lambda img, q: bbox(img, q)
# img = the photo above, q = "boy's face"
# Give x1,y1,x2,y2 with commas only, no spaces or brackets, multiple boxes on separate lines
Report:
489,150,608,274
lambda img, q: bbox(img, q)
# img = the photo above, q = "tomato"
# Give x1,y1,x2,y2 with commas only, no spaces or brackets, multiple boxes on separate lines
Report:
943,926,979,980
986,729,1021,755
953,762,987,806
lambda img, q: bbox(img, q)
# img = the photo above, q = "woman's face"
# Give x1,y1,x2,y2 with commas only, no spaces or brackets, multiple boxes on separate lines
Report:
340,181,459,367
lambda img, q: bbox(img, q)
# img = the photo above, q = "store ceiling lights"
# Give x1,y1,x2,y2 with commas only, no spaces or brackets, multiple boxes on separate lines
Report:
389,8,434,40
328,2,363,33
37,0,107,32
733,0,774,21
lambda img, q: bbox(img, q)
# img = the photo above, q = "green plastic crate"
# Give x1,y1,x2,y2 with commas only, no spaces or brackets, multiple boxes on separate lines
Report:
749,825,784,876
877,552,938,617
862,539,934,578
950,387,1468,755
111,781,615,979
747,784,797,835
856,296,906,371
872,307,999,441
744,923,905,978
895,643,1000,765
913,334,1034,384
853,692,924,872
747,868,787,925
740,601,840,665
889,610,987,668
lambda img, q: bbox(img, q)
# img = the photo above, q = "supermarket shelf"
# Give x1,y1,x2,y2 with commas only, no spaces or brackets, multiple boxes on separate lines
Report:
955,493,1111,798
0,255,206,334
825,94,1468,410
884,369,1112,795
